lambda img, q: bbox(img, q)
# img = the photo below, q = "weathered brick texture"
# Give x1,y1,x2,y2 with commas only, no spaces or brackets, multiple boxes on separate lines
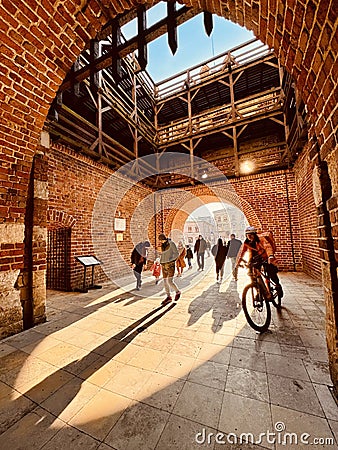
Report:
160,170,304,272
47,144,155,290
0,0,336,383
293,142,322,279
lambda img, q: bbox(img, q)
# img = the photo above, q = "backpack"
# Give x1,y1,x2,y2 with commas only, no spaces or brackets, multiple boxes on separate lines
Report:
261,231,277,254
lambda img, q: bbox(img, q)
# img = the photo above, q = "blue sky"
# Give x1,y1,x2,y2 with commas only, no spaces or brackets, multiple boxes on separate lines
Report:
121,5,254,82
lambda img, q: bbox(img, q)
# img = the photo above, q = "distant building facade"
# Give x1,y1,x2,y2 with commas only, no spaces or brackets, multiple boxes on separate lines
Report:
184,216,216,245
213,206,247,241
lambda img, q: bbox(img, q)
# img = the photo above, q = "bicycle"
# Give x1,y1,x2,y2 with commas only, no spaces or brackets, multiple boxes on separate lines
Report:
240,259,282,333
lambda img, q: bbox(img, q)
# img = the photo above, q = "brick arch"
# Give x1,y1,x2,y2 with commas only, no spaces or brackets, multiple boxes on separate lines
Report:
0,0,335,201
47,209,76,230
166,191,261,235
0,0,337,385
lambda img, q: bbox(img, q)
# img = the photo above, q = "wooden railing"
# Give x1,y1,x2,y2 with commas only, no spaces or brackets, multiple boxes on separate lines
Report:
156,87,282,146
154,39,272,101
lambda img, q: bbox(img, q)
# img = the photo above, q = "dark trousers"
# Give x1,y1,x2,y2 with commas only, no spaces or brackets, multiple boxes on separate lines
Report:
197,252,205,269
133,270,142,289
264,263,280,285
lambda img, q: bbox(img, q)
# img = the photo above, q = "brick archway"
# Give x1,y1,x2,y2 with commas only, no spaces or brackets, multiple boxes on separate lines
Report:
168,194,261,234
47,209,76,230
160,183,296,270
0,0,335,198
0,1,336,386
0,1,335,258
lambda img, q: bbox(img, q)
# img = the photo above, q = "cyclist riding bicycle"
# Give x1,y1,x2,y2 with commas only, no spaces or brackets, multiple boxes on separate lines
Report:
236,226,283,298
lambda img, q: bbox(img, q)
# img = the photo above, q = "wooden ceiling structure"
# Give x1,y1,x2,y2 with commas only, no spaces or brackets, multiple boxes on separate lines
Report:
45,2,308,188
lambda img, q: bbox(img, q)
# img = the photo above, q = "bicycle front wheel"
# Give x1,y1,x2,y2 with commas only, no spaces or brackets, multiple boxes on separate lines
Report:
242,283,271,332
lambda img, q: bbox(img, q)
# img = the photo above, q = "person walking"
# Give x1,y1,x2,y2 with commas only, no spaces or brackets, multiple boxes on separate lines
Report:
206,240,211,257
194,235,207,270
158,233,181,305
151,258,161,284
185,245,193,269
176,241,186,276
226,233,242,281
130,241,150,290
212,238,228,282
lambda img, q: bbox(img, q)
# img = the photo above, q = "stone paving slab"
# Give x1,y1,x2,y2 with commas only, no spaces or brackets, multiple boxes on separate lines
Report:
0,260,337,449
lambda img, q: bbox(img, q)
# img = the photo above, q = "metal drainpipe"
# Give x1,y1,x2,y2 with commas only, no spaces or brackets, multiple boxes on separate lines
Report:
284,170,296,271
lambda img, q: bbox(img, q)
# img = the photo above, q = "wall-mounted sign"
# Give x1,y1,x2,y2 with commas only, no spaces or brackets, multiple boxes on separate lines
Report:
114,217,126,231
116,233,124,241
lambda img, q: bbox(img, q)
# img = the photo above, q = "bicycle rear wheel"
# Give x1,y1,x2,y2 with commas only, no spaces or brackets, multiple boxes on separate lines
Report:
270,283,282,309
242,283,271,332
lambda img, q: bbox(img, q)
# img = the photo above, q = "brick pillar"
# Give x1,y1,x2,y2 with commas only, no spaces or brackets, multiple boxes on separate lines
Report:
20,132,49,330
312,143,338,393
0,223,25,338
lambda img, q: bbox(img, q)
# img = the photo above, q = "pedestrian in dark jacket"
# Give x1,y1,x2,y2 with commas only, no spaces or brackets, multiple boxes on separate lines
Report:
131,241,150,290
213,238,228,282
226,234,242,281
185,245,193,269
194,235,207,270
158,233,181,305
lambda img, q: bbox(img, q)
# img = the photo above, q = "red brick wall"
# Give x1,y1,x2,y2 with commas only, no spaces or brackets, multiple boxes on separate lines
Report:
293,143,322,279
0,0,335,232
47,144,155,290
48,146,314,287
0,0,336,377
233,171,302,271
159,170,303,272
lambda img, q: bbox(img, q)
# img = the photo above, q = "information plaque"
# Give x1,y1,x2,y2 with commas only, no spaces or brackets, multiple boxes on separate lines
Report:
75,255,102,293
76,256,101,266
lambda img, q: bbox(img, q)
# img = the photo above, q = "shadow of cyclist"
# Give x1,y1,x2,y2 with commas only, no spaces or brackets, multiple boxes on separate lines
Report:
187,278,241,333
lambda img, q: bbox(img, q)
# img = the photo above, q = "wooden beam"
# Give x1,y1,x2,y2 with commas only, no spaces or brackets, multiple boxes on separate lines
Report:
203,11,213,36
167,1,178,54
90,40,100,90
111,19,123,82
157,109,284,149
137,5,147,70
60,6,199,92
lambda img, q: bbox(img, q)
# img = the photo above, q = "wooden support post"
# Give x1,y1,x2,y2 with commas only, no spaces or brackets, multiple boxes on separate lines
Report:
90,40,100,91
167,1,178,54
132,69,139,160
187,80,192,134
97,90,103,156
73,58,81,97
229,71,236,120
111,19,122,82
203,11,213,36
233,126,239,176
137,5,148,70
278,62,292,165
154,102,159,145
189,138,194,181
